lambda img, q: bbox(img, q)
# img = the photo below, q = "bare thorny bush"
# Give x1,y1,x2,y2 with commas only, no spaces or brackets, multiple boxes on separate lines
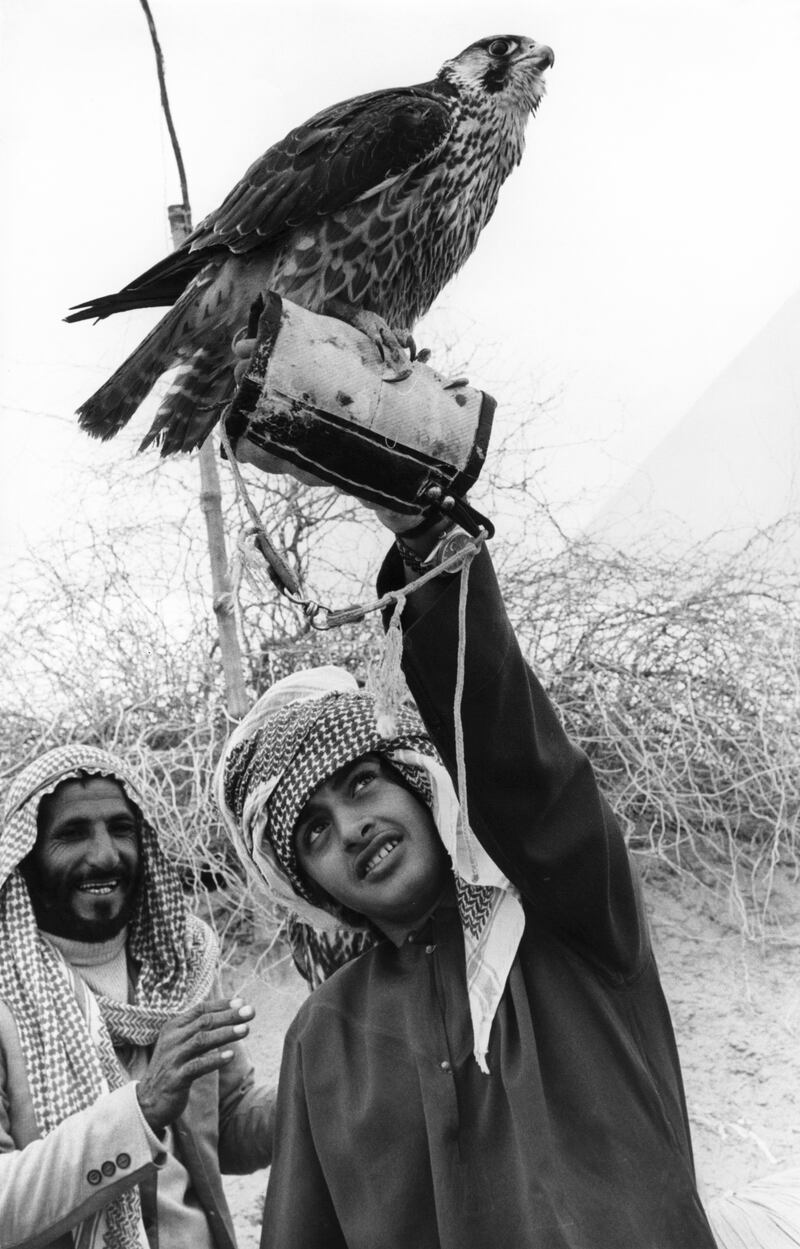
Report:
0,448,388,973
498,523,800,941
2,418,798,957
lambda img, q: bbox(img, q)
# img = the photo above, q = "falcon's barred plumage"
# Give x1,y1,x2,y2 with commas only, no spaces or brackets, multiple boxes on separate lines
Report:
67,34,554,454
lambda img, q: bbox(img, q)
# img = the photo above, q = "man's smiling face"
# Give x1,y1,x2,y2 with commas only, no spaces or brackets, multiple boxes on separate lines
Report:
22,776,142,943
293,754,449,943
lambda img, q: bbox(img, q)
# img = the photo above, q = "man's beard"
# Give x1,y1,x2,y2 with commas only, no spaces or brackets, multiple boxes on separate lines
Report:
20,861,142,943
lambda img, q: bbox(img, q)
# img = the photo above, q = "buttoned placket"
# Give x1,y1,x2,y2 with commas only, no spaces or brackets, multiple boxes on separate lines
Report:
408,912,462,1154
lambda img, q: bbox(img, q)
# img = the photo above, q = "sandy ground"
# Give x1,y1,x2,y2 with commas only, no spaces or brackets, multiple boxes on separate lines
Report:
221,864,800,1247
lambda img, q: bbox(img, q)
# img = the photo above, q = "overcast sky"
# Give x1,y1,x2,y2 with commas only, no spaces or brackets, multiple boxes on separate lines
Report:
2,0,799,570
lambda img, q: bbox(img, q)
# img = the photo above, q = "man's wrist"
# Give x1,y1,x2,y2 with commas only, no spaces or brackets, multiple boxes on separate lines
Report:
135,1081,166,1135
395,517,456,566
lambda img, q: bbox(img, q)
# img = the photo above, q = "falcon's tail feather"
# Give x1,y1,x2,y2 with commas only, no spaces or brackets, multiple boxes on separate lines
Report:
77,318,232,455
76,297,193,443
138,354,232,455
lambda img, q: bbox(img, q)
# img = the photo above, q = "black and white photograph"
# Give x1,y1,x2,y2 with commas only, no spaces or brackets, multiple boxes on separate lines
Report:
1,2,798,1246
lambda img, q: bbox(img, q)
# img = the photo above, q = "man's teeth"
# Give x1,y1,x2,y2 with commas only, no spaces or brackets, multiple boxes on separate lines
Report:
364,840,399,876
78,881,119,894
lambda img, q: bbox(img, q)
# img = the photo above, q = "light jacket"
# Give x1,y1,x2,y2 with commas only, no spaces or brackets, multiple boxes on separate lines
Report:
0,996,274,1249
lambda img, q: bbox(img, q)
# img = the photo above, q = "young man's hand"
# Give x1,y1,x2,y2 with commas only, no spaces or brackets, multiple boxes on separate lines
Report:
136,998,254,1133
232,336,259,389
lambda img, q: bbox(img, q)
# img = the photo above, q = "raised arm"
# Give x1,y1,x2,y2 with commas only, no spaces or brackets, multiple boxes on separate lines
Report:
377,539,649,979
226,328,648,977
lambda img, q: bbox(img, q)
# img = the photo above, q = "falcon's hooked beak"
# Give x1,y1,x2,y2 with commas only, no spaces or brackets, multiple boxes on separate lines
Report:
516,40,555,112
529,44,555,71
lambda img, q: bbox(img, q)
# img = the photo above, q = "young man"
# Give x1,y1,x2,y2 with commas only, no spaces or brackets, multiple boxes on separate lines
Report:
217,499,718,1248
0,744,275,1249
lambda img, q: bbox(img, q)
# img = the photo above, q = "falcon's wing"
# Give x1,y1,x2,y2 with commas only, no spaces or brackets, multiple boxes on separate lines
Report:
187,83,454,255
65,83,454,322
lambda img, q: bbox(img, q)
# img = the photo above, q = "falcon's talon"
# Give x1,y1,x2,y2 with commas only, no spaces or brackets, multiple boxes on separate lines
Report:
443,376,470,389
382,367,414,384
391,330,416,359
415,347,432,365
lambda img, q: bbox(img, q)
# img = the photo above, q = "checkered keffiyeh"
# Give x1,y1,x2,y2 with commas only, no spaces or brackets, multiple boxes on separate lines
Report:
0,745,219,1249
216,668,525,1072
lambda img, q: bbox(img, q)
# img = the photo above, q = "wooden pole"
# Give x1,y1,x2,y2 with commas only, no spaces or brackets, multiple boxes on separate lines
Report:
167,210,249,721
197,440,251,720
142,5,249,720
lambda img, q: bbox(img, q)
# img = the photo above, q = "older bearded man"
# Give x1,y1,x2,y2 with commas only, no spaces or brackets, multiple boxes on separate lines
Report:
0,745,275,1249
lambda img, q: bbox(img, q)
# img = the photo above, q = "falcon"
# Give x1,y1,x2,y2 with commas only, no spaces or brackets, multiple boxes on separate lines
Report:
67,34,554,454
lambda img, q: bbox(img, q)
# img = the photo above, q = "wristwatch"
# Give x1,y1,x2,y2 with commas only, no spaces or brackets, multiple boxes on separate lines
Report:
395,524,475,573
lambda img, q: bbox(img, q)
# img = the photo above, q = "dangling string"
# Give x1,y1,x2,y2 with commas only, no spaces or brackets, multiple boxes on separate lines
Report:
371,596,407,737
453,546,480,882
219,425,488,633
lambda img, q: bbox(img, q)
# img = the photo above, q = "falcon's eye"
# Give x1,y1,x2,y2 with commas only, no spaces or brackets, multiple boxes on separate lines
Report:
487,38,517,58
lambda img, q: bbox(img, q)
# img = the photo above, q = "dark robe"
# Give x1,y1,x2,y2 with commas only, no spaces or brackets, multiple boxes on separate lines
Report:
261,545,716,1249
